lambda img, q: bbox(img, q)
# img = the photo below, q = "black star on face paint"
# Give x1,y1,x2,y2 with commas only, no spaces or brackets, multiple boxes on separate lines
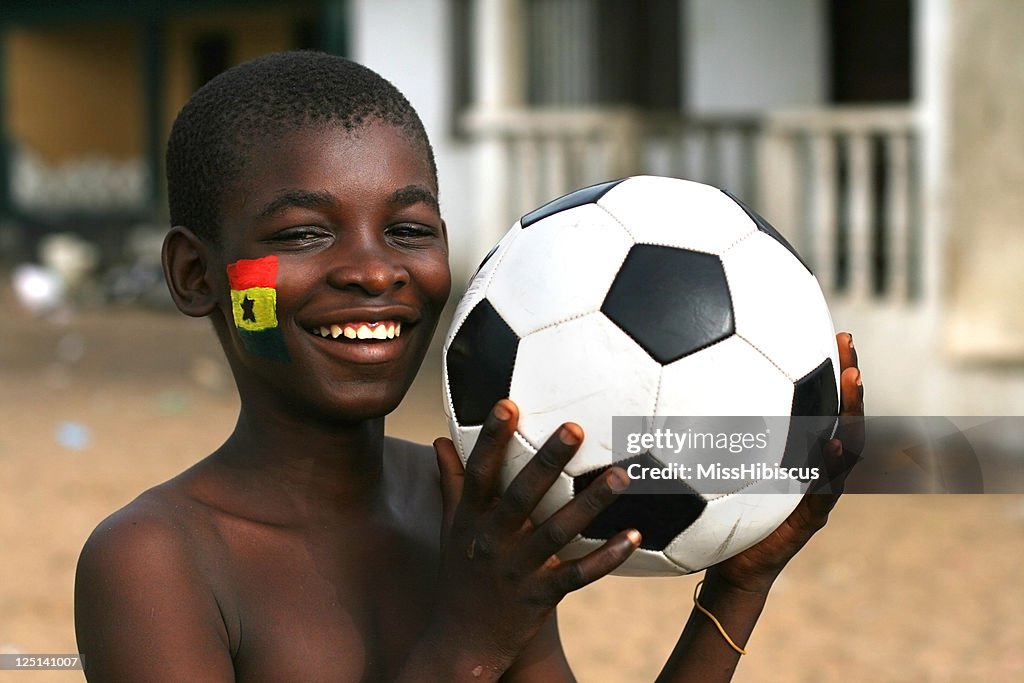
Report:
241,295,257,323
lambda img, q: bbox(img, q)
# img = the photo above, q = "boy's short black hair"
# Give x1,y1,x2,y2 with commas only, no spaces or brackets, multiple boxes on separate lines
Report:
166,51,437,244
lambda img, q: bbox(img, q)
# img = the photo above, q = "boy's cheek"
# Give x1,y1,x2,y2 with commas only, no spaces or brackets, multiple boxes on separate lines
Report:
225,255,291,362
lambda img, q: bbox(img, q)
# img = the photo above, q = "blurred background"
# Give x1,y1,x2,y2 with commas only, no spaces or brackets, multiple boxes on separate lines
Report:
0,1,1022,681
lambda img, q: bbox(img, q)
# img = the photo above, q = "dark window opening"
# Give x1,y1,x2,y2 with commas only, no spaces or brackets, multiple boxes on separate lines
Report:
828,0,913,103
193,33,231,89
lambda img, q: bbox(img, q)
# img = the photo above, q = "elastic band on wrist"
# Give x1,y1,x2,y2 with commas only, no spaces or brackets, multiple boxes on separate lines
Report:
693,579,747,655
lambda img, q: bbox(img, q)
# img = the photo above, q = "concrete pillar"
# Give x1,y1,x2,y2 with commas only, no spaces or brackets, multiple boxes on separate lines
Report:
469,0,525,273
943,0,1024,361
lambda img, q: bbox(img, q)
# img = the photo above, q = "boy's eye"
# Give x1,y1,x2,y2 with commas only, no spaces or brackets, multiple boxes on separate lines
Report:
387,224,438,242
269,226,331,244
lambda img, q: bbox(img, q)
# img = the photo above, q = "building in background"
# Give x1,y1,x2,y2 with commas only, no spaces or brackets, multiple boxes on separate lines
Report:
0,0,345,256
1,0,1022,412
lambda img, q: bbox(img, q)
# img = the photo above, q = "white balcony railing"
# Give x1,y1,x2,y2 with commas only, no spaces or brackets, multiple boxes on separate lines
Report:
759,107,921,304
464,105,924,305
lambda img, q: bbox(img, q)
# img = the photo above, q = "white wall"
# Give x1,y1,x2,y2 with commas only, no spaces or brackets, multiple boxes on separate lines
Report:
685,0,826,114
348,0,479,284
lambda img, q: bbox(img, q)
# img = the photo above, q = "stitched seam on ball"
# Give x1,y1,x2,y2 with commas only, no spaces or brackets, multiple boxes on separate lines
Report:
652,367,665,428
519,306,607,339
453,424,468,462
735,332,795,381
498,215,631,338
719,225,762,256
472,226,520,294
594,198,641,244
450,225,523,339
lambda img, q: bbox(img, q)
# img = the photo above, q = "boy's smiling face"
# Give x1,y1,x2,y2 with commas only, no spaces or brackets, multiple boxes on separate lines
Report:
212,120,450,421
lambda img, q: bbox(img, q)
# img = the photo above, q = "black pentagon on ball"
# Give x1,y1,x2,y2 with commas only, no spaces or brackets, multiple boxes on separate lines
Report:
721,189,812,274
779,357,840,479
573,452,706,551
602,244,734,365
446,299,519,426
519,178,626,228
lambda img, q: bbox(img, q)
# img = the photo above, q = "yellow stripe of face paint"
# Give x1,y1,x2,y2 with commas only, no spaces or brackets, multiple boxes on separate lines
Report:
231,287,278,331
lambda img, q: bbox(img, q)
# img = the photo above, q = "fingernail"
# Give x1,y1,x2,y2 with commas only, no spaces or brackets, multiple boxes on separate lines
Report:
848,334,855,349
607,468,630,493
493,402,511,421
558,425,581,446
626,529,642,545
855,369,862,386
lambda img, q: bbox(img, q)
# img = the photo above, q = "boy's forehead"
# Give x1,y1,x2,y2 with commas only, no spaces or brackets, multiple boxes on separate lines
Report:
221,119,437,219
265,119,432,178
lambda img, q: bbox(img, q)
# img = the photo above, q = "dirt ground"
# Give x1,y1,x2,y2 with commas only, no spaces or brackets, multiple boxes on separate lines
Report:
1,291,1023,683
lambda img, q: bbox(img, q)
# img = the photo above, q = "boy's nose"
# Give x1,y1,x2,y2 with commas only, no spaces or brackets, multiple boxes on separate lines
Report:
324,241,408,296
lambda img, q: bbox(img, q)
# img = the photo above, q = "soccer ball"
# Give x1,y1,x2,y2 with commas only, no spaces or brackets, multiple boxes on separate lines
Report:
441,176,840,576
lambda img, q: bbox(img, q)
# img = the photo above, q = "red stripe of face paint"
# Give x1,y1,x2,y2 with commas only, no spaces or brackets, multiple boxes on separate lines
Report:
227,255,278,290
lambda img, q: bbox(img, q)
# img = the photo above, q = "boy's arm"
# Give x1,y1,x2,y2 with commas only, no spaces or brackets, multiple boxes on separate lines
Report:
75,506,234,682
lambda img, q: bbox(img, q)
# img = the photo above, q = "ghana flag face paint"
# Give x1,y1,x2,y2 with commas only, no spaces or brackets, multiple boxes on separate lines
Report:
227,256,290,362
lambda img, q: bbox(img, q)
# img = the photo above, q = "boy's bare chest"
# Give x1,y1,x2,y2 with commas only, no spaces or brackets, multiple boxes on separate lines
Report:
215,519,440,682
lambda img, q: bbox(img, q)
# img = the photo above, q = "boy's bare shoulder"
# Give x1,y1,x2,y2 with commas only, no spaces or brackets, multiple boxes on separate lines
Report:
79,477,218,566
76,471,231,622
75,476,235,679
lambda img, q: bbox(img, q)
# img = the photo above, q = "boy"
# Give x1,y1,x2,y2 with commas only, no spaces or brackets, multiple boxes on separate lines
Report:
75,52,863,681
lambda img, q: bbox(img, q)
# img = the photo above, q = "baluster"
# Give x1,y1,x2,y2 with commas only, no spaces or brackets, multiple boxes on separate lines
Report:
757,128,799,261
516,134,542,215
886,132,911,301
809,131,838,294
846,132,873,301
544,133,570,200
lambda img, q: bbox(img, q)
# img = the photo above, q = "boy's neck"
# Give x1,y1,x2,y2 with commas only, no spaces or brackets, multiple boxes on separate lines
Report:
212,405,389,521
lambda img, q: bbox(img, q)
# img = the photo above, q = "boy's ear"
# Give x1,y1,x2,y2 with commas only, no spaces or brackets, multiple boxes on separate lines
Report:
162,226,219,317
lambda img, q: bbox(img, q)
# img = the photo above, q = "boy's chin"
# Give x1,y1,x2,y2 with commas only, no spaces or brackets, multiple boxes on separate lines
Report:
296,382,412,424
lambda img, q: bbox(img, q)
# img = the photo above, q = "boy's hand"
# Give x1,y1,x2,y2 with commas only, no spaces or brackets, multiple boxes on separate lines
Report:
423,400,639,679
704,331,865,595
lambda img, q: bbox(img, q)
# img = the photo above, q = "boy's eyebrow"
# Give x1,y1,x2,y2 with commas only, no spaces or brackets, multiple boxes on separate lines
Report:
254,185,438,218
389,185,439,211
256,189,338,218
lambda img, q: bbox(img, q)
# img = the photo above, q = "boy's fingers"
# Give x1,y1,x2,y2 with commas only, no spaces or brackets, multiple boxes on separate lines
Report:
493,423,584,532
836,365,865,455
522,467,630,565
808,437,849,501
837,332,858,375
548,529,641,597
434,437,465,535
461,400,519,507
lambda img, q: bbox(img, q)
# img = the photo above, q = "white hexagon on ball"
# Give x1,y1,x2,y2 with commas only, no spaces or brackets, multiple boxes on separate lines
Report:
723,231,837,381
510,313,661,477
487,204,633,337
598,176,757,254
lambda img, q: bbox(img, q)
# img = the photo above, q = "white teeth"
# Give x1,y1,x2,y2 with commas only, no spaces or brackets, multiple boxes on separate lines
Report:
313,321,403,340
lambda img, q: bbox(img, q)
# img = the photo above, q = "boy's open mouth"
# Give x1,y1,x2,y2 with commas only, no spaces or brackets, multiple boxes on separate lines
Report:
309,321,402,341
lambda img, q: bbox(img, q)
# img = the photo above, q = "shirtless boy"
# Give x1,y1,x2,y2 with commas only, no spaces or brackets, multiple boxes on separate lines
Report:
75,52,864,682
